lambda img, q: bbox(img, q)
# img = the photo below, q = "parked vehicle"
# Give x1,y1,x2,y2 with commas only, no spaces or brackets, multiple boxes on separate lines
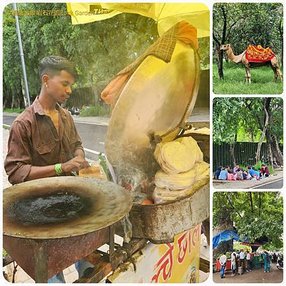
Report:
68,107,80,115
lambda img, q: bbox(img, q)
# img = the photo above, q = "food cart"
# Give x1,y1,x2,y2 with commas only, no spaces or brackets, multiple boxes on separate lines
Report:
3,3,210,283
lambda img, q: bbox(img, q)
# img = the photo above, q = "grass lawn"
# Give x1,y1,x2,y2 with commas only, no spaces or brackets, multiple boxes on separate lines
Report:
213,63,283,94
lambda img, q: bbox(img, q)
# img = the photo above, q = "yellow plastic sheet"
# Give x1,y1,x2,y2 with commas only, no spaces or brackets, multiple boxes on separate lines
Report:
66,3,209,37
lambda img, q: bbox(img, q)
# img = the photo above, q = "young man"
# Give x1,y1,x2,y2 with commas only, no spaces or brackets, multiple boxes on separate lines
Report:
4,56,91,282
239,250,246,273
5,55,89,184
246,250,252,272
219,253,227,278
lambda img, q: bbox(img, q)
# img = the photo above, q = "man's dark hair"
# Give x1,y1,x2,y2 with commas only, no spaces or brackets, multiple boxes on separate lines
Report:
39,56,77,79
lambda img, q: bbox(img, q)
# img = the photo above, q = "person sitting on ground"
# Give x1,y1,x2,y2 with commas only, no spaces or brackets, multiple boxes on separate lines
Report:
243,170,252,180
226,166,237,181
227,171,237,181
233,165,244,180
218,167,228,180
247,166,260,180
226,165,232,173
260,164,270,178
233,164,240,174
236,170,244,180
214,166,222,179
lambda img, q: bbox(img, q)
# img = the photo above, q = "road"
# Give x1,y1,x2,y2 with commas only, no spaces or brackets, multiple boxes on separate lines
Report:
252,178,283,189
3,114,107,161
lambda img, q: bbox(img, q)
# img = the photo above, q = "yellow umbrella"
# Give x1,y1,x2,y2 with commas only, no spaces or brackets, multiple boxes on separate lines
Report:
66,2,209,37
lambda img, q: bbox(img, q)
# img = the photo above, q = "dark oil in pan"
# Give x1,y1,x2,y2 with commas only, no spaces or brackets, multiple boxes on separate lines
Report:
7,191,92,226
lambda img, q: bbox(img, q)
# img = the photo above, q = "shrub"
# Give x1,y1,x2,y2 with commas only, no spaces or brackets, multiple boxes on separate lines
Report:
80,105,110,117
4,108,24,113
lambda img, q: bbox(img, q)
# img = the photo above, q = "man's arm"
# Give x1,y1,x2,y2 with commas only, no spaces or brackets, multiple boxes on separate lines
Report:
26,156,87,181
5,121,88,184
4,121,33,184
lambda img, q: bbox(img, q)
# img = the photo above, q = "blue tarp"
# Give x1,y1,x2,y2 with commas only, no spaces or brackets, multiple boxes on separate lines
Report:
213,230,240,249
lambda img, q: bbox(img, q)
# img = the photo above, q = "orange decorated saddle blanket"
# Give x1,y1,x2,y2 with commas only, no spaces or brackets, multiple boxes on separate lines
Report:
245,45,275,63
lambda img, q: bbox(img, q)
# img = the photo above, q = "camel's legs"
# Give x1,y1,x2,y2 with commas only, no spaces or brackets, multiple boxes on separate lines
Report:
270,64,278,81
271,59,283,82
245,64,251,83
276,67,283,82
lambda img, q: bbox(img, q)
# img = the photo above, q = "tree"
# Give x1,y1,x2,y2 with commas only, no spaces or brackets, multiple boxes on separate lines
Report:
213,192,236,255
213,97,283,167
213,192,283,250
213,97,249,166
3,3,158,109
244,97,283,166
213,3,283,78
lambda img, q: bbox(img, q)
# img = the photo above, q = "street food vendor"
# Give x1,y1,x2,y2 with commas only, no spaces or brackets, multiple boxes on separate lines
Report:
4,56,91,282
4,55,90,184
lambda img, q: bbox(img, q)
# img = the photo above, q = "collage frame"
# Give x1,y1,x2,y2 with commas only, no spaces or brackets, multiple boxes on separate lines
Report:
1,0,285,285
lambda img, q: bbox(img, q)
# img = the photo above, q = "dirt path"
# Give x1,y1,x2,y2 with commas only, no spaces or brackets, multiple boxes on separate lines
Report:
213,263,283,283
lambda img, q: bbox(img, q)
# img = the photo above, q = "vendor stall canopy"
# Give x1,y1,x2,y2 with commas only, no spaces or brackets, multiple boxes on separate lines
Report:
213,230,248,249
66,2,210,38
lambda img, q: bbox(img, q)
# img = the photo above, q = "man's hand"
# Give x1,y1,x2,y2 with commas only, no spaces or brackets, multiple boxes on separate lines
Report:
62,156,90,173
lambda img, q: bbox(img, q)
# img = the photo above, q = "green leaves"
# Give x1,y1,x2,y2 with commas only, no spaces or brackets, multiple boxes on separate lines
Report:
3,3,158,108
213,3,283,58
213,98,283,144
213,192,283,249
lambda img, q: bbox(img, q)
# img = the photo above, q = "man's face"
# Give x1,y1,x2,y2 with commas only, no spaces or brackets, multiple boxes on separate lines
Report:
45,70,75,104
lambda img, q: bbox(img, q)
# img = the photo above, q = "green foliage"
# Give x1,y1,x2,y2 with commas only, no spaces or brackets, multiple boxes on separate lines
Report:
3,108,24,113
79,105,110,117
252,161,274,174
213,97,242,143
213,192,283,249
213,3,283,58
213,64,283,94
213,2,283,91
213,97,283,144
3,3,158,109
233,242,252,252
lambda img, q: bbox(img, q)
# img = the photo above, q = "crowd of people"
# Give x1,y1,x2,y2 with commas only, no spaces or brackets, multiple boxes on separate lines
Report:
218,249,273,279
214,164,270,181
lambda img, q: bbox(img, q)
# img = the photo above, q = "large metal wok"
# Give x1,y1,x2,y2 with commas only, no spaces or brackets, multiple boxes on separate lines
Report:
105,32,200,182
3,177,132,282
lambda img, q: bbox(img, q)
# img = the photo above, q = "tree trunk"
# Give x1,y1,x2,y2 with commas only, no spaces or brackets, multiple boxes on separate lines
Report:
213,35,224,80
217,48,224,80
230,133,237,166
265,128,274,169
255,99,270,163
270,135,283,166
249,192,254,213
279,18,283,67
213,5,227,80
11,90,15,109
258,193,262,217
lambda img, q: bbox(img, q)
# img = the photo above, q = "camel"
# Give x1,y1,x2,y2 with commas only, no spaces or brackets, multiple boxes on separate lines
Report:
220,44,283,83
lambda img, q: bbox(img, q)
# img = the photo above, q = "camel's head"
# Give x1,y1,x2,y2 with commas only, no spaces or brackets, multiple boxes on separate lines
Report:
220,44,231,51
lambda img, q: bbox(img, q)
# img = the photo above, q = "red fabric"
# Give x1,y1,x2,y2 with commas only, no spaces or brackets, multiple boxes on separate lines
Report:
100,73,130,107
216,259,232,271
245,45,275,63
